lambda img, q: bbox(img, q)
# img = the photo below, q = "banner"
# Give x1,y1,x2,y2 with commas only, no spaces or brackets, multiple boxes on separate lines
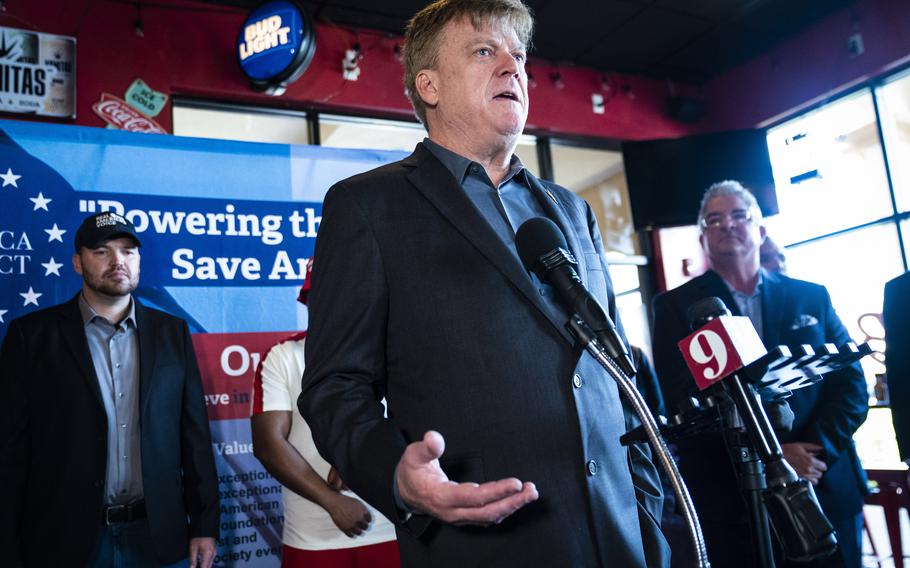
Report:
0,119,407,566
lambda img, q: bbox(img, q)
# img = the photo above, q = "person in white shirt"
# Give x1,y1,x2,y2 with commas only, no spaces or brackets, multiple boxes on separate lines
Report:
251,263,399,567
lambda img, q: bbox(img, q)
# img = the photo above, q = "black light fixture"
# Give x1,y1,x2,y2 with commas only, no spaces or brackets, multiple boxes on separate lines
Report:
134,1,144,38
550,71,564,90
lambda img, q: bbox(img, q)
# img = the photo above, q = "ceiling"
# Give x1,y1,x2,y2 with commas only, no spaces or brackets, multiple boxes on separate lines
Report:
203,0,857,83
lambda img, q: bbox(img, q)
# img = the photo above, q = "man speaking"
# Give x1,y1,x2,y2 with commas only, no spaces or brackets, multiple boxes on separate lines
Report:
298,1,669,566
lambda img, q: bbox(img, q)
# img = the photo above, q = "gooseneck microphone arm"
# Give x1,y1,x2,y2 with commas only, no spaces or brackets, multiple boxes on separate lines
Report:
516,217,710,568
567,318,711,568
534,246,637,377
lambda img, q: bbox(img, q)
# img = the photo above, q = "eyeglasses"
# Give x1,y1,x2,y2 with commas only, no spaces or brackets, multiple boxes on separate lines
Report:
700,210,753,230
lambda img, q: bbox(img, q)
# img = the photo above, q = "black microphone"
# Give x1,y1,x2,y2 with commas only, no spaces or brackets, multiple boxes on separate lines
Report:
515,217,636,378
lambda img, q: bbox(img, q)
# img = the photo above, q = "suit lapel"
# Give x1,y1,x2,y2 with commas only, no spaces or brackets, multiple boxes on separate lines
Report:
59,295,104,407
135,300,156,412
404,146,572,342
525,174,590,283
761,270,786,347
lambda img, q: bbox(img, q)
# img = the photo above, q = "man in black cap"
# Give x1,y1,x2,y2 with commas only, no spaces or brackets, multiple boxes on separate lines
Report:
0,212,220,568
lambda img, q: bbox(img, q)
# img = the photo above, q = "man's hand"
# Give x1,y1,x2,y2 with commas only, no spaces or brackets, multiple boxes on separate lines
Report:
188,537,216,568
396,430,538,526
782,442,827,485
326,493,373,537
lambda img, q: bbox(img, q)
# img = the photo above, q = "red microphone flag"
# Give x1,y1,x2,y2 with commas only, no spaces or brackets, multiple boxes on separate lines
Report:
678,315,767,391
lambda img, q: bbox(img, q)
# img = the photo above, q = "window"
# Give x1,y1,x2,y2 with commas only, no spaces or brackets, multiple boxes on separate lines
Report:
765,90,892,244
765,85,908,396
548,140,650,350
877,69,910,214
762,69,910,469
550,143,631,253
318,114,426,152
783,223,902,382
172,100,310,145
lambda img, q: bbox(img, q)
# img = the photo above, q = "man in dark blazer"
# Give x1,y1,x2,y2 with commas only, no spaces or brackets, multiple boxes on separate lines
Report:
884,271,910,461
0,212,219,568
652,181,868,568
298,1,668,566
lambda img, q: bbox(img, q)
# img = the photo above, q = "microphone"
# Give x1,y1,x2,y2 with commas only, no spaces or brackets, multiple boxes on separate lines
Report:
680,297,836,562
517,220,711,567
515,217,636,377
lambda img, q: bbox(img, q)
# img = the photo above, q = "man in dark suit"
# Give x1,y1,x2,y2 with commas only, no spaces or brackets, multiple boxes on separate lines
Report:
0,212,219,568
884,271,910,461
652,181,868,567
298,1,669,566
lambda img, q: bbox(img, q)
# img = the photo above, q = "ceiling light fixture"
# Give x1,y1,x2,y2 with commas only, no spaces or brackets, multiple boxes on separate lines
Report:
134,2,144,38
342,43,361,81
550,71,564,90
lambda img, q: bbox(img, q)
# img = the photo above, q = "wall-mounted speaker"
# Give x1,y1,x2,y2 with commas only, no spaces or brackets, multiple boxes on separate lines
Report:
666,96,706,123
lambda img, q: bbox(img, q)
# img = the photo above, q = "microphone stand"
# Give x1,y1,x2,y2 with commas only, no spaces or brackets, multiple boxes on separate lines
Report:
652,344,849,567
719,362,837,566
567,317,712,568
717,391,776,568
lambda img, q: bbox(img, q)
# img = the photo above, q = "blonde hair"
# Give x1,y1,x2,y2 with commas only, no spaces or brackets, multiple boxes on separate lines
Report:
403,0,534,124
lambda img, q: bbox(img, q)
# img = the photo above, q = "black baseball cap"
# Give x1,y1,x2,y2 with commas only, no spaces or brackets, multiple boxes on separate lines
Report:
74,212,142,251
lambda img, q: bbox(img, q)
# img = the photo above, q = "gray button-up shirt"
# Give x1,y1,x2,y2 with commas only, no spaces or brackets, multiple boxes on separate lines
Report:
422,139,569,323
79,295,143,505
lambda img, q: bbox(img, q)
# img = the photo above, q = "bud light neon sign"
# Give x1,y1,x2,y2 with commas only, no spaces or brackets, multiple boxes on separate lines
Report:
236,0,316,96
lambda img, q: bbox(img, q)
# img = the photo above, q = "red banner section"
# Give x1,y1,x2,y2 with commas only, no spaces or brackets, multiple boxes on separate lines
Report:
192,331,297,421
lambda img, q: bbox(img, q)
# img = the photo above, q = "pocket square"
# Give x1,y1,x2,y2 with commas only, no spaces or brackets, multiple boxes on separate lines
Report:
790,314,819,330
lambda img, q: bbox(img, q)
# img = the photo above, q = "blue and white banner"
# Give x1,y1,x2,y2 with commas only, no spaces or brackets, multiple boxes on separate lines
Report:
0,119,407,566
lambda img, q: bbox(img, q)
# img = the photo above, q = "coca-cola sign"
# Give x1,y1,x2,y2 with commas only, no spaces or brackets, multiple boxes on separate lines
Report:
92,93,166,134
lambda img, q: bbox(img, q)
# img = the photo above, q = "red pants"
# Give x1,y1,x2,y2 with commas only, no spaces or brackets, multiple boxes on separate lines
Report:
282,540,400,568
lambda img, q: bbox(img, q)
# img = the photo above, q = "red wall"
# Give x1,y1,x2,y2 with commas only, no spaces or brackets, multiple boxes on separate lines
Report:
0,0,698,140
702,0,910,130
7,0,906,141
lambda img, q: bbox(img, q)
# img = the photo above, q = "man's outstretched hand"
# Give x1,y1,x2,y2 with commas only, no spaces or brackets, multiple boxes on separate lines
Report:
395,430,538,525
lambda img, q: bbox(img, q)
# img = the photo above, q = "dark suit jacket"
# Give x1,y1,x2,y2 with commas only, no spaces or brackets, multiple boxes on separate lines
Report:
299,144,669,567
651,270,868,551
885,271,910,460
0,295,220,568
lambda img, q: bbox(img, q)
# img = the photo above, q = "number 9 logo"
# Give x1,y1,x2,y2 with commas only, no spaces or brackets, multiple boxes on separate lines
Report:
688,330,728,380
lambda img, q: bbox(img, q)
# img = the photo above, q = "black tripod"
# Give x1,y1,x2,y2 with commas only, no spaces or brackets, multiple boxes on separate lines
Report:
714,358,838,567
723,428,776,567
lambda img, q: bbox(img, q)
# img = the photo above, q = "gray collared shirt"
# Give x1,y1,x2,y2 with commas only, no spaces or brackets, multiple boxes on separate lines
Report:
723,271,764,339
422,139,568,321
79,295,143,505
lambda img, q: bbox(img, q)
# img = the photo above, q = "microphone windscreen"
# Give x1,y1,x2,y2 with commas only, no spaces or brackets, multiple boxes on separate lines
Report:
686,296,731,330
515,217,567,276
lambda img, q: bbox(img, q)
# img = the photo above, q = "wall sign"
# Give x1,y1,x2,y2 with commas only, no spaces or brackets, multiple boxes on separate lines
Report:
0,26,76,118
125,78,168,118
236,0,316,96
92,93,167,134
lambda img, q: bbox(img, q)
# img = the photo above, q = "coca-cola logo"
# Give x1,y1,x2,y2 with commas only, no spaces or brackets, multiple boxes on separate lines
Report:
92,93,166,134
